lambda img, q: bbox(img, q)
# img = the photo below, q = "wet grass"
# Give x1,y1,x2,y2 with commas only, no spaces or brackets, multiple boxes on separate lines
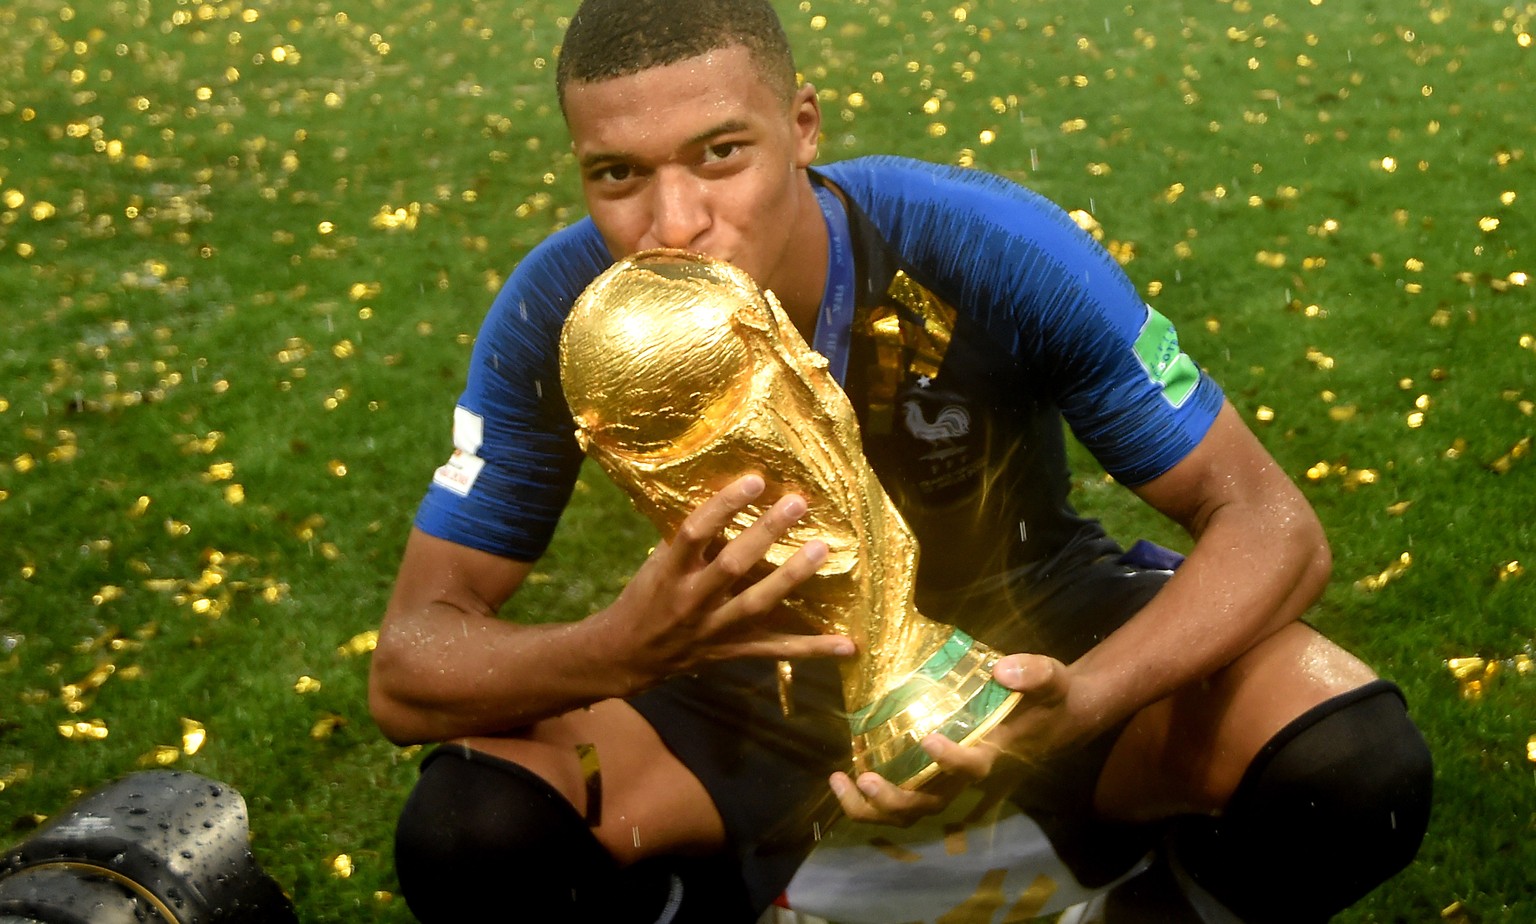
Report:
1,0,1532,920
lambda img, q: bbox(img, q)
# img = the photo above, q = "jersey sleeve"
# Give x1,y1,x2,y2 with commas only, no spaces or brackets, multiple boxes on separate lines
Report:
412,221,614,560
823,156,1224,486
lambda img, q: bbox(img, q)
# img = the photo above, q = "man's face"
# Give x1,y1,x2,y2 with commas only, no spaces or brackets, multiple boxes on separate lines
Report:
562,45,821,296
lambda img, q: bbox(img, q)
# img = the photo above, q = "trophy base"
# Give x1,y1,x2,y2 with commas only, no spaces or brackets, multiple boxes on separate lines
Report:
848,629,1023,790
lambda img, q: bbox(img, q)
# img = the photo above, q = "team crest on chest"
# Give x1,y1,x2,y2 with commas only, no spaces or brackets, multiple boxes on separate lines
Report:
901,400,972,461
895,387,985,499
855,270,989,501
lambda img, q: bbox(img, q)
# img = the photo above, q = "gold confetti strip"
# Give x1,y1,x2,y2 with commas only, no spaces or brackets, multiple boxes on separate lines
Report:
296,515,327,541
1452,660,1496,700
329,854,354,879
1067,209,1103,240
943,822,967,856
0,764,34,793
868,837,923,863
1011,874,1059,919
1447,656,1488,680
371,201,422,230
577,742,603,826
1304,460,1379,489
777,659,795,718
60,661,119,714
294,675,323,694
1488,436,1531,473
57,718,110,741
311,713,348,739
1447,652,1535,699
181,718,207,755
1354,552,1412,592
336,629,378,657
70,626,115,654
138,745,182,768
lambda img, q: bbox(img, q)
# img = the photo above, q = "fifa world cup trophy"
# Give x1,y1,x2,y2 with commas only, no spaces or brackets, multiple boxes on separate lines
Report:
558,250,1020,788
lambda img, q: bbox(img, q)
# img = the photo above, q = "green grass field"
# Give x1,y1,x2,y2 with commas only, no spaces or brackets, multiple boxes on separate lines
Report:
2,0,1532,920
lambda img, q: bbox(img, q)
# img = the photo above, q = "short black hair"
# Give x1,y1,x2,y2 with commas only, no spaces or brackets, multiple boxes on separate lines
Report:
556,0,798,107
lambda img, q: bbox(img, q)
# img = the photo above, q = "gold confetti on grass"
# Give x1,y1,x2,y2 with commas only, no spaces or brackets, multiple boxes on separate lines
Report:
311,713,348,740
0,764,34,793
1442,901,1471,923
1304,460,1379,489
1487,435,1531,473
181,717,207,755
5,3,1533,917
1447,653,1534,700
138,745,183,768
336,629,379,657
1355,552,1412,592
134,718,208,767
57,718,109,741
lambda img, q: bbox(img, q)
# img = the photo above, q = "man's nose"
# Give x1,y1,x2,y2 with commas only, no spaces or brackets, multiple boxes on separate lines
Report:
646,168,709,250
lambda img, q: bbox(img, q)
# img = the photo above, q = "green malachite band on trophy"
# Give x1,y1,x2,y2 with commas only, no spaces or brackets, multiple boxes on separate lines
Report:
848,629,975,735
876,681,1017,784
847,626,1021,785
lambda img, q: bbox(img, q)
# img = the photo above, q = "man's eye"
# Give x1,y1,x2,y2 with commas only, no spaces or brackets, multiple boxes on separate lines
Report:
702,143,738,163
595,164,632,182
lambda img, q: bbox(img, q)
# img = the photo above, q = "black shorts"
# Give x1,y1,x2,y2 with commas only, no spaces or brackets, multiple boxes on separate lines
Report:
628,539,1175,911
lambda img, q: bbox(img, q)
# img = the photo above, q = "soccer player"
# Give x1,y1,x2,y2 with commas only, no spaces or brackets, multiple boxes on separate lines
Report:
369,2,1432,920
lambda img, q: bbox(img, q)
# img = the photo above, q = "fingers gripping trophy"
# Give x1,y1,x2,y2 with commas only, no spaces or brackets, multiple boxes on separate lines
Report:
559,250,1020,788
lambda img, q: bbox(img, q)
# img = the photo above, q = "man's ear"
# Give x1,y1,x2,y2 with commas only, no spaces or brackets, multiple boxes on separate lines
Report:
790,83,822,168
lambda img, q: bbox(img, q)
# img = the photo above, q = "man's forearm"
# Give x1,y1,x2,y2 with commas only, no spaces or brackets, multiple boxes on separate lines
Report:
1066,502,1331,740
370,487,849,745
369,603,649,744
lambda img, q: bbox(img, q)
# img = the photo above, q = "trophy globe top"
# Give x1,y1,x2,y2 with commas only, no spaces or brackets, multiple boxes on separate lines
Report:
560,250,763,460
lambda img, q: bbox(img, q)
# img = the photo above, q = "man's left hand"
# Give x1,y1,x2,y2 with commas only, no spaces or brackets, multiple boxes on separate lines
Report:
828,652,1081,827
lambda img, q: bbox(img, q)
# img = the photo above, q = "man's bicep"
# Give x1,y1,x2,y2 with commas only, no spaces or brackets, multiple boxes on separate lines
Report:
1130,400,1313,538
387,526,534,623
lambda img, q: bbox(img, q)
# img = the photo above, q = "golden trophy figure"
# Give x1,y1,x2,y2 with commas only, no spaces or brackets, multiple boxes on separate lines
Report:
558,249,1020,788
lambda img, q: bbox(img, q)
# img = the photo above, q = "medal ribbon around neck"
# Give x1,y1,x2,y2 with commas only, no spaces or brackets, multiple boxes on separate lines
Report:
812,182,857,387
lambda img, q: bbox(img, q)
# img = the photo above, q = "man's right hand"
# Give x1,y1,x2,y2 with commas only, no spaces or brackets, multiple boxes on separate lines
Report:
592,473,854,681
370,474,851,745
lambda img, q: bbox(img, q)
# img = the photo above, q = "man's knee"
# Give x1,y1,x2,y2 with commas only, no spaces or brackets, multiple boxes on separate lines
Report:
395,745,636,921
394,744,754,923
1171,680,1432,921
